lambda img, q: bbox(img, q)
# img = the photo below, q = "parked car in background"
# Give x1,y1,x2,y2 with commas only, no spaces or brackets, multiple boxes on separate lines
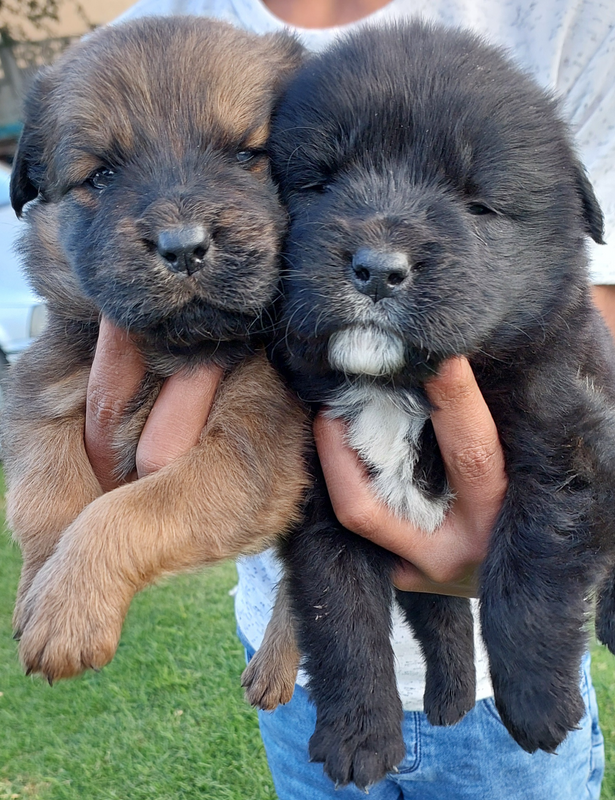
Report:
0,163,47,409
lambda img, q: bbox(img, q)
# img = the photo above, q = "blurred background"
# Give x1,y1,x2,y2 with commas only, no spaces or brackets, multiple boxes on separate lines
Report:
0,0,133,159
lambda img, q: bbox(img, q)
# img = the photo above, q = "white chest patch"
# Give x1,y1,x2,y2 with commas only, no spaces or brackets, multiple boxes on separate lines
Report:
328,327,405,376
327,385,452,533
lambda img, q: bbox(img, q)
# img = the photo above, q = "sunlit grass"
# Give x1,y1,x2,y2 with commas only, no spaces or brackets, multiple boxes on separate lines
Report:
0,470,275,800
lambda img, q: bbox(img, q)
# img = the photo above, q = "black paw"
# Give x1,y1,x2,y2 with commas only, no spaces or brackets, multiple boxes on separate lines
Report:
595,605,615,656
494,678,585,754
309,712,405,790
424,675,475,726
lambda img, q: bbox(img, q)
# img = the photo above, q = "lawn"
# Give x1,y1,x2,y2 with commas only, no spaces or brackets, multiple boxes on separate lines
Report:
0,471,276,800
2,466,615,799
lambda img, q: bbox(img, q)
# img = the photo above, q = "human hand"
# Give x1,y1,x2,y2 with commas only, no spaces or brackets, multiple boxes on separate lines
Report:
19,319,223,680
85,317,223,490
314,357,507,596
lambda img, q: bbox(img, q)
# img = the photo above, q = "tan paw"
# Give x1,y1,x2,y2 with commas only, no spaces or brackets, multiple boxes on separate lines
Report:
18,557,128,682
241,646,297,711
13,560,44,637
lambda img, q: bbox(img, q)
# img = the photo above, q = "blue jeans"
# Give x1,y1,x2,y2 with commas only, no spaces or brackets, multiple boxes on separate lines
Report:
243,640,604,800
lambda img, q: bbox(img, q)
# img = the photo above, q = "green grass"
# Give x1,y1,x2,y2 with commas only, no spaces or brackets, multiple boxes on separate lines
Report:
0,471,276,800
590,644,615,798
3,466,615,799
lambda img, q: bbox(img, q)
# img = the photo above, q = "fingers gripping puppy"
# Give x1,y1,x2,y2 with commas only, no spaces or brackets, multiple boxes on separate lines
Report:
1,17,308,682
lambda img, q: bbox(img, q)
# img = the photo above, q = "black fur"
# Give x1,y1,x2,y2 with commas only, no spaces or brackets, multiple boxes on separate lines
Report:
269,21,615,788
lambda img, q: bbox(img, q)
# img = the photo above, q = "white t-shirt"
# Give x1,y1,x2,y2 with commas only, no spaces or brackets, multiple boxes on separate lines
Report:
119,0,615,709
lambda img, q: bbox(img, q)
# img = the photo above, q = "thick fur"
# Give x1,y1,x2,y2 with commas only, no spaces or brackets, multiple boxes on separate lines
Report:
1,17,310,682
249,22,615,788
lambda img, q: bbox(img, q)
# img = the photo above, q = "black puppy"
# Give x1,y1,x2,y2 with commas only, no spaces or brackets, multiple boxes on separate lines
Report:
268,21,615,789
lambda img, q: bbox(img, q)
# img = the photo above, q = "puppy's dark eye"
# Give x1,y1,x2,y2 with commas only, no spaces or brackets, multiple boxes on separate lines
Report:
87,168,116,190
299,181,330,193
236,149,264,165
467,202,495,216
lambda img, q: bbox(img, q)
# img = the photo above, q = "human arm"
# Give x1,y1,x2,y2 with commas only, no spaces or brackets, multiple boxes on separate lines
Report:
592,285,615,337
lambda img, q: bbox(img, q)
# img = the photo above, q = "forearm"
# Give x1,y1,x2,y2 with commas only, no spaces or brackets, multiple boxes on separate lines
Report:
592,284,615,339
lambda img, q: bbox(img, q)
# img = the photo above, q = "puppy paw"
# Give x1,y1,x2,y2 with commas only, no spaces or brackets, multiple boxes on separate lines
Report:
595,593,615,656
423,688,475,726
13,588,33,642
241,649,296,710
18,559,129,682
12,558,48,638
424,677,475,727
309,711,405,790
494,677,585,754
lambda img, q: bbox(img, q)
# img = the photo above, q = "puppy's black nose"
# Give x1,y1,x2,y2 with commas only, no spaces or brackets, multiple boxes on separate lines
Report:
351,248,410,302
157,225,210,276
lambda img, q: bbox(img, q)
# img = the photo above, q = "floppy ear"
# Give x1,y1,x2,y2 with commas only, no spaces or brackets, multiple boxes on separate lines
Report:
10,67,54,217
573,161,605,245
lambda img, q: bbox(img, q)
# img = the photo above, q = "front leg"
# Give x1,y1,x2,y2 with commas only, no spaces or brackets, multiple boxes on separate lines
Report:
8,411,102,632
2,323,102,631
480,480,594,754
17,354,309,680
281,476,404,790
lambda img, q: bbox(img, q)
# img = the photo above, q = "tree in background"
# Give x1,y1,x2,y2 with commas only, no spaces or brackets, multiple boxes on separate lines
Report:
0,0,91,44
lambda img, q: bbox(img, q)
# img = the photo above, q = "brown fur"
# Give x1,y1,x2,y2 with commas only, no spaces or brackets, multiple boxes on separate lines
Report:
1,17,309,681
241,577,300,709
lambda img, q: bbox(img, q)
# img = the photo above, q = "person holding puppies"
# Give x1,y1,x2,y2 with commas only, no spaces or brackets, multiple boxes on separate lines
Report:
87,0,615,797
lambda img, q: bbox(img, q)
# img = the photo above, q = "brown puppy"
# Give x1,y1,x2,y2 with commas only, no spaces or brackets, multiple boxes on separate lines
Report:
1,16,309,682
